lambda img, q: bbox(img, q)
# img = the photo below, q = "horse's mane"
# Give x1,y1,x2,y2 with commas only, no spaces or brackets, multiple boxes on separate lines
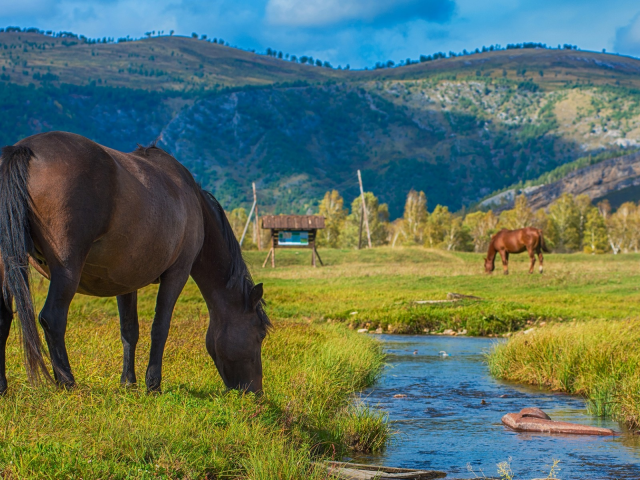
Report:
200,189,270,328
133,141,163,157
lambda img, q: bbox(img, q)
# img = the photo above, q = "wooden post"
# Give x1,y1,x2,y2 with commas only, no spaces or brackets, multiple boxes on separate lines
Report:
357,170,372,249
262,248,273,268
311,236,317,267
358,205,364,250
253,182,262,251
314,245,324,266
240,198,256,247
271,232,276,268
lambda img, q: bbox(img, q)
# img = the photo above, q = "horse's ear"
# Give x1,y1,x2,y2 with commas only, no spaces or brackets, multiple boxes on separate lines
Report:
250,283,264,309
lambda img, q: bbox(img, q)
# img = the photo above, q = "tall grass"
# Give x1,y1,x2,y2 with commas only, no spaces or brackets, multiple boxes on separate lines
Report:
487,319,640,429
0,279,388,478
244,248,640,335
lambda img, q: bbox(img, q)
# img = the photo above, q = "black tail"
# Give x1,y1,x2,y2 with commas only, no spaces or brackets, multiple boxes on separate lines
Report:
540,230,550,253
0,145,50,384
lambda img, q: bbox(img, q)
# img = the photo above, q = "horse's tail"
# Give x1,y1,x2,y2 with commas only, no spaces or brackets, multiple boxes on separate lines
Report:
0,145,50,385
539,230,550,253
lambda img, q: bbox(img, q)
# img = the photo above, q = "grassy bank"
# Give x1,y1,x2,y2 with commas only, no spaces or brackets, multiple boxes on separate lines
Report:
487,319,640,430
0,278,387,479
244,248,640,335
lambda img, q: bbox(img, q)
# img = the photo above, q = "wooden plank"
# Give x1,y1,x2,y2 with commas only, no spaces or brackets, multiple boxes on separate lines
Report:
322,462,446,480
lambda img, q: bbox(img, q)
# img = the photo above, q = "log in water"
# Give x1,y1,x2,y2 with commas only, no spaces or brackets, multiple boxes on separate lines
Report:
353,335,640,480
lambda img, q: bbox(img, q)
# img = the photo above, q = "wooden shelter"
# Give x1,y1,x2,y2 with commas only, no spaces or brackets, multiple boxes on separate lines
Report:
261,215,325,268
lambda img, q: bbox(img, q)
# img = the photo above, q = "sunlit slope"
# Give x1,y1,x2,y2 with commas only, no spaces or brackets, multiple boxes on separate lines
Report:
0,32,346,90
2,32,640,91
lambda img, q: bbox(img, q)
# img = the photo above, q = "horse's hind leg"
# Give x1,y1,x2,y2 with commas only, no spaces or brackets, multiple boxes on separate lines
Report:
39,267,81,388
145,266,191,392
538,251,544,274
0,279,13,395
117,291,139,386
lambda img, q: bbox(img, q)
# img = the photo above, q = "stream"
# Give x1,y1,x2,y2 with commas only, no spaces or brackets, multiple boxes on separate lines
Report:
353,335,640,480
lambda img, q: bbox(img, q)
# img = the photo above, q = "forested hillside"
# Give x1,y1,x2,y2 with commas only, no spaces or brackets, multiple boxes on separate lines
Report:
2,30,640,215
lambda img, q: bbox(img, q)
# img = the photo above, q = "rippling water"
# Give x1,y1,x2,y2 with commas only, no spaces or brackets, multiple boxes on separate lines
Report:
353,335,640,480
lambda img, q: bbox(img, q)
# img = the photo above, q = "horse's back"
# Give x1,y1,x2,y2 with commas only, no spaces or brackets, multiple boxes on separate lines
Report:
18,131,204,296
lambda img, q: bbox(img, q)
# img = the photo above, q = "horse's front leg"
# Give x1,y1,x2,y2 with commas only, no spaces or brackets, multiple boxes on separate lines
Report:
145,267,190,392
500,250,509,275
117,291,139,386
528,250,536,274
39,267,80,388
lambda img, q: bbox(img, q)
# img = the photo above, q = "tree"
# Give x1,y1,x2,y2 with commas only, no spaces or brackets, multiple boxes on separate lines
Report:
548,193,580,252
400,190,427,245
341,192,390,248
227,208,256,249
498,194,533,229
583,207,608,254
424,205,451,248
317,190,347,248
464,210,498,252
606,203,634,254
442,216,465,251
574,194,593,249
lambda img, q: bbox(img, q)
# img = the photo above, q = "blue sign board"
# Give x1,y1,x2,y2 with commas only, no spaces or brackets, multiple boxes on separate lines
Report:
278,231,309,246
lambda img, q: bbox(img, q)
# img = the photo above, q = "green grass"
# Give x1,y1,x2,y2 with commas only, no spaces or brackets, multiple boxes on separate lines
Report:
246,248,640,335
0,276,387,479
487,319,640,430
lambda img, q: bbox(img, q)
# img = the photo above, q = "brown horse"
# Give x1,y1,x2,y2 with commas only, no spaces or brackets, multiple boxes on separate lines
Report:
0,131,269,395
484,227,550,275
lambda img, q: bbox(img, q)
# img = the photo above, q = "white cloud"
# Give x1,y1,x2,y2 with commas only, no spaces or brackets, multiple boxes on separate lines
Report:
265,0,454,28
614,12,640,56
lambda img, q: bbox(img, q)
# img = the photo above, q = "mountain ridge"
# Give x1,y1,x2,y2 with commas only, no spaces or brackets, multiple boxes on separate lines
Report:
2,32,640,216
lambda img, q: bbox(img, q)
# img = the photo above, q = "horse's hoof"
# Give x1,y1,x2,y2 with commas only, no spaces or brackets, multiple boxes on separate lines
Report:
120,374,137,386
146,377,162,393
58,381,76,391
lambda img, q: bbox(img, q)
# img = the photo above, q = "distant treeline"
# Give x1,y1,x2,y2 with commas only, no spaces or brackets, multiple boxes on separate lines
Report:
228,190,640,255
1,25,582,72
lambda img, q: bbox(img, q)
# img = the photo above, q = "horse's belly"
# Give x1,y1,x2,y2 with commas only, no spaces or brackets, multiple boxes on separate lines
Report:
75,242,179,297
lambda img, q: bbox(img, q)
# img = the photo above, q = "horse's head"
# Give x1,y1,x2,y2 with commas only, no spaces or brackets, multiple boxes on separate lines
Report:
484,256,495,273
205,283,269,394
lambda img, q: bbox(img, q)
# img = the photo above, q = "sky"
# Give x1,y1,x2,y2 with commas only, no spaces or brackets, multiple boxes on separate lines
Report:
1,0,640,69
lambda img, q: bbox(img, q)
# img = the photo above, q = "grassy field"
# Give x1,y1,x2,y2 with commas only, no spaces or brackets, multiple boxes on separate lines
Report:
245,248,640,335
3,248,640,477
0,275,387,479
488,319,640,430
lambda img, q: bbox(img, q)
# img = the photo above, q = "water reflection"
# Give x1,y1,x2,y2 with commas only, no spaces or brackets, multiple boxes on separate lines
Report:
354,335,640,480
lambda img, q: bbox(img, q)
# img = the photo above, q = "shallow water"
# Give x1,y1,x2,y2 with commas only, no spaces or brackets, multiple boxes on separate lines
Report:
353,335,640,480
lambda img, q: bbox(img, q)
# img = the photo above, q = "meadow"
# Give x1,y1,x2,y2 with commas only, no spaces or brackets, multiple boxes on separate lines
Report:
245,248,640,335
2,247,640,478
0,274,387,479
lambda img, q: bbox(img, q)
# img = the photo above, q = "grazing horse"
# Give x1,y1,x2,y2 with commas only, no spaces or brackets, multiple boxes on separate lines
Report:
0,131,269,396
484,227,549,275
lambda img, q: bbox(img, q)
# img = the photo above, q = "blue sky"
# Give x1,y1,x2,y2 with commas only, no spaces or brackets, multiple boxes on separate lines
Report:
1,0,640,68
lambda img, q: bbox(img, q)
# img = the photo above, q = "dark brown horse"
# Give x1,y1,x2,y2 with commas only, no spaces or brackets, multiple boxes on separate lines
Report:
0,131,269,395
485,227,550,274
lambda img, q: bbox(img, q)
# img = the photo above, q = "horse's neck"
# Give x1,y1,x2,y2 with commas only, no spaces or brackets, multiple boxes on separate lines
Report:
487,242,497,261
190,198,232,303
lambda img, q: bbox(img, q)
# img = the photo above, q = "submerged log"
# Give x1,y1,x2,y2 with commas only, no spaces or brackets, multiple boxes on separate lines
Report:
502,407,617,436
323,461,447,479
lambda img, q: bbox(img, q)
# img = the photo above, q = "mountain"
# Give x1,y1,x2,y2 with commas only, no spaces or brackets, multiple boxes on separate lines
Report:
481,150,640,211
2,30,640,216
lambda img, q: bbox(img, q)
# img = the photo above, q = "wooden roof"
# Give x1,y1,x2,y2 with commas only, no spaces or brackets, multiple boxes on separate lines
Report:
261,215,325,230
